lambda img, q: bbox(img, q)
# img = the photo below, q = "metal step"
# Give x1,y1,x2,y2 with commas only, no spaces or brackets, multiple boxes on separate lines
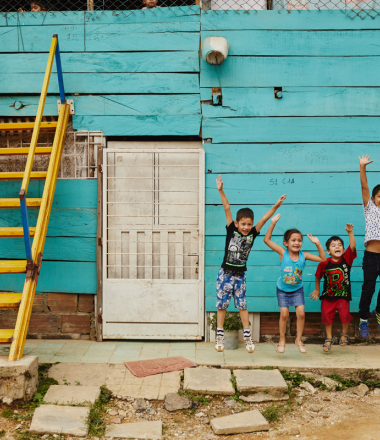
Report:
0,122,57,131
0,147,52,156
0,329,15,344
0,172,47,181
0,199,41,209
0,293,22,309
0,260,27,274
0,227,36,238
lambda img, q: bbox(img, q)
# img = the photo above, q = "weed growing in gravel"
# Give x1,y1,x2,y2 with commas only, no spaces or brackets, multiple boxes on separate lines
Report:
0,430,5,438
281,370,313,388
2,409,13,418
87,385,112,437
178,388,210,406
229,373,244,403
262,403,282,423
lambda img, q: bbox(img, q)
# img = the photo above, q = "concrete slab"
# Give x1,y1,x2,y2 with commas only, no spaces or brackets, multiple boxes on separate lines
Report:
105,421,162,439
43,385,100,405
29,405,89,436
0,356,38,404
48,362,111,386
184,367,234,395
240,392,289,403
211,410,269,435
233,369,288,395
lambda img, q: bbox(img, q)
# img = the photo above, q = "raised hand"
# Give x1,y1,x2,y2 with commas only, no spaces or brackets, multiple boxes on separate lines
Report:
216,174,223,191
359,155,374,167
275,194,287,208
345,223,354,233
307,234,320,245
309,290,319,302
271,213,281,224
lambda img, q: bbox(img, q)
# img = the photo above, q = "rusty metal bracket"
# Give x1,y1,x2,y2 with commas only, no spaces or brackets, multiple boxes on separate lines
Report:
98,314,103,324
26,260,34,281
98,237,103,247
98,164,103,173
32,252,43,282
212,87,222,106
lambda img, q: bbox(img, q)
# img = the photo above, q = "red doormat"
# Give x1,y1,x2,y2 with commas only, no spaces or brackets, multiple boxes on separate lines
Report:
124,356,197,378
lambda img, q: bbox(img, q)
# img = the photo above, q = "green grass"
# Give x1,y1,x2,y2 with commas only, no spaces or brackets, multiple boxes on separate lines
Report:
262,403,282,423
0,430,6,438
87,385,112,437
178,388,209,406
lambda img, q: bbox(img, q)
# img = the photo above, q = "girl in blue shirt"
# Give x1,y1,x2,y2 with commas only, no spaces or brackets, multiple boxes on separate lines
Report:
264,214,327,354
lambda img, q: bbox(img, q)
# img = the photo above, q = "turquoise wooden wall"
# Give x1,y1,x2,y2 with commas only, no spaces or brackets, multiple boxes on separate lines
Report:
201,10,380,313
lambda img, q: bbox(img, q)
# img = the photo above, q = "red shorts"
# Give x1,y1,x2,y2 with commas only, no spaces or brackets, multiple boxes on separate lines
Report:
321,298,353,325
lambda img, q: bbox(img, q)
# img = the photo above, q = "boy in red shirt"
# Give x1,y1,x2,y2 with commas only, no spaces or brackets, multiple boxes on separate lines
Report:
310,224,356,352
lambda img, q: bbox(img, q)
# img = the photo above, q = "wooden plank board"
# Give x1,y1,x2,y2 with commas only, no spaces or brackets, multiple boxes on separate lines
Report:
0,208,96,237
0,94,200,117
204,143,380,173
205,235,367,251
85,23,199,52
205,172,369,204
200,57,380,87
0,180,96,208
202,87,380,117
0,261,96,294
0,52,199,73
200,9,380,30
205,205,366,236
201,30,380,56
205,250,365,266
0,237,95,261
202,117,380,143
204,292,377,313
0,73,199,94
0,24,85,52
73,115,202,136
3,7,200,26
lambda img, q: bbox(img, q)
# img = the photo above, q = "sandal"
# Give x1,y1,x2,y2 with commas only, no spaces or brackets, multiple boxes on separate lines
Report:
277,344,285,354
323,338,333,352
295,341,307,354
339,331,349,346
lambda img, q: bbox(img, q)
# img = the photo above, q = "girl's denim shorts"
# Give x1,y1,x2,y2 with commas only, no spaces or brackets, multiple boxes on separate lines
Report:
276,286,305,308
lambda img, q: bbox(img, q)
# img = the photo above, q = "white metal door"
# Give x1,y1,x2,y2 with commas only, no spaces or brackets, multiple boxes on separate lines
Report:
103,148,205,339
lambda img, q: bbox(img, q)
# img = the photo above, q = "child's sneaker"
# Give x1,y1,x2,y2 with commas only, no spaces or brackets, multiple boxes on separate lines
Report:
215,335,224,352
244,337,255,353
359,320,369,338
371,309,380,329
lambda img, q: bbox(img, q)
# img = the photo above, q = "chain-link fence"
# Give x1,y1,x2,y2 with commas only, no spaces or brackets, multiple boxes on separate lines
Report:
2,0,379,16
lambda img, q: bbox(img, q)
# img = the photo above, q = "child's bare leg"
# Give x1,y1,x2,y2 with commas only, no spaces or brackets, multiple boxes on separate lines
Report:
341,323,349,345
295,305,305,344
217,309,226,328
279,307,289,345
239,309,250,328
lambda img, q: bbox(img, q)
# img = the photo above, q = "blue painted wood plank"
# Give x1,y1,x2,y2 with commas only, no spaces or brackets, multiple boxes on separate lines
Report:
206,235,367,251
0,208,96,237
0,26,17,51
200,57,380,87
202,117,380,143
0,237,95,262
201,30,380,56
200,9,380,30
206,250,365,267
85,23,199,52
204,144,380,173
205,265,365,283
206,205,366,236
0,94,200,117
3,7,199,26
0,52,199,73
73,115,202,136
202,87,380,117
204,291,376,313
0,73,199,94
0,180,97,209
0,261,96,294
205,173,372,204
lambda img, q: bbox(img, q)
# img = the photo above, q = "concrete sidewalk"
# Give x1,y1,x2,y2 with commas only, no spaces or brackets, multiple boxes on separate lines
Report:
1,340,379,369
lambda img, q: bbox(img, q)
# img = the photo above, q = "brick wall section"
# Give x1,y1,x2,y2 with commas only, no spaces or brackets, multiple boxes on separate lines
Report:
261,312,380,343
0,293,95,340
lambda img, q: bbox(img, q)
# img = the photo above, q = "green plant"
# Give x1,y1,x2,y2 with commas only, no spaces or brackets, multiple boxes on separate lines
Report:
207,312,250,332
262,403,282,423
87,385,112,437
281,370,313,388
327,374,357,390
260,366,275,370
0,430,5,438
178,388,209,406
229,373,244,404
2,409,13,418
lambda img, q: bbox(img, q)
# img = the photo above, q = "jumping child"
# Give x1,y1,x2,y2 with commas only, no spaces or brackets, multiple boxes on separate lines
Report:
358,154,380,338
310,225,356,351
215,175,286,353
264,214,327,354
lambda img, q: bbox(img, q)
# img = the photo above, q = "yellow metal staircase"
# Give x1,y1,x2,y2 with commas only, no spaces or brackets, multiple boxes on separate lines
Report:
0,35,70,360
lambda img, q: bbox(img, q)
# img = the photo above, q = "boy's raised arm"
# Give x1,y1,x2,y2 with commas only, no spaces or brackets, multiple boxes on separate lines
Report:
255,194,287,232
216,174,233,226
359,155,373,206
264,214,285,257
345,223,356,252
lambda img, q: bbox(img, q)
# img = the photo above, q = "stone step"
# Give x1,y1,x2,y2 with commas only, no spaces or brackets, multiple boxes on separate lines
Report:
211,410,269,435
184,367,235,395
105,421,162,439
233,368,288,395
43,385,101,405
